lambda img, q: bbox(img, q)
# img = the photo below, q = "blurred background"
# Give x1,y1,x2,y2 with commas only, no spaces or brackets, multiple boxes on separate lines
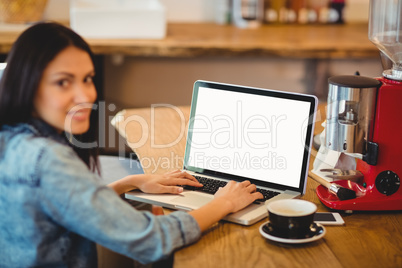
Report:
0,0,382,156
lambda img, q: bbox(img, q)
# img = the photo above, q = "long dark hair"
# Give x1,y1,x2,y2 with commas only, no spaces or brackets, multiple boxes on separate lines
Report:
0,22,99,172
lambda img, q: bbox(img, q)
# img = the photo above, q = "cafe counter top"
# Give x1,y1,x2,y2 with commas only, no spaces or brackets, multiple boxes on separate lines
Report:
0,23,378,59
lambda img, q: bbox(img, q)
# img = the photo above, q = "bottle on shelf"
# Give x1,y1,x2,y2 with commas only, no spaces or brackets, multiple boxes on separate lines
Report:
232,0,264,28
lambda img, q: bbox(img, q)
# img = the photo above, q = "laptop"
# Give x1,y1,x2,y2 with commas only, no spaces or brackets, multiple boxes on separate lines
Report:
125,80,317,225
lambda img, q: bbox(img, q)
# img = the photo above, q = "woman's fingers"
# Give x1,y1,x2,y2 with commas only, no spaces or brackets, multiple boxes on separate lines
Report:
161,173,262,199
165,178,203,187
166,169,182,175
246,183,257,193
165,170,200,184
226,180,263,197
252,191,264,199
239,180,261,195
240,180,251,187
178,171,199,183
160,186,184,194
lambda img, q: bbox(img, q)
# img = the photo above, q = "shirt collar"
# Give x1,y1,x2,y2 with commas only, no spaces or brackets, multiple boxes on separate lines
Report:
28,118,70,145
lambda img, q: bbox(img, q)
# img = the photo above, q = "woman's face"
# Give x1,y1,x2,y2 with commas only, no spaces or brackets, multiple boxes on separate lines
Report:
34,46,97,134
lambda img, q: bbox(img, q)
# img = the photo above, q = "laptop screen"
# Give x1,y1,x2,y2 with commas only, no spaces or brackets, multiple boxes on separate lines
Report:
184,81,317,193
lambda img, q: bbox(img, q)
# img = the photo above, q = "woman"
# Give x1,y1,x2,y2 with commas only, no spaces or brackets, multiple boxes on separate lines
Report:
0,22,262,267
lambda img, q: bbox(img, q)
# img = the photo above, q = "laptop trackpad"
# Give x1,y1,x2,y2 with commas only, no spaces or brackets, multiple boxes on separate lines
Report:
171,192,213,209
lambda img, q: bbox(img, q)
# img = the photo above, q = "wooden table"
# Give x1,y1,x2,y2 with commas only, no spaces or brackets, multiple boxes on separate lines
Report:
113,104,402,268
0,23,378,59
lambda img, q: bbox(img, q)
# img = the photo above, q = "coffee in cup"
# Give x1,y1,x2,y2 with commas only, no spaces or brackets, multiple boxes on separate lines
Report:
266,199,317,239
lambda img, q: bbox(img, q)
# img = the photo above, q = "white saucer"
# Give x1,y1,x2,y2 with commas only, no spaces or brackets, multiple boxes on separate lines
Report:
259,221,326,244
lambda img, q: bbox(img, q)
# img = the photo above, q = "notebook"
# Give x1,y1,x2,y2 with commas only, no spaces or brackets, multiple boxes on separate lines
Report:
125,80,317,225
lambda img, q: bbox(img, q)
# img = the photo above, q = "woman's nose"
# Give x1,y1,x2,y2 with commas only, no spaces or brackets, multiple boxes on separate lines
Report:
74,84,97,103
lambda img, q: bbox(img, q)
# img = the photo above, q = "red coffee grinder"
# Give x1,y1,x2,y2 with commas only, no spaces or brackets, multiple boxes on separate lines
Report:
316,0,402,211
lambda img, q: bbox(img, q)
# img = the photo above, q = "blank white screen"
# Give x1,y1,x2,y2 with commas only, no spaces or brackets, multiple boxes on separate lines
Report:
187,86,311,188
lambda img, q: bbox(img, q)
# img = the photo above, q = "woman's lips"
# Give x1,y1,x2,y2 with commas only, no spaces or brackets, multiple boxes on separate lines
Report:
68,109,91,121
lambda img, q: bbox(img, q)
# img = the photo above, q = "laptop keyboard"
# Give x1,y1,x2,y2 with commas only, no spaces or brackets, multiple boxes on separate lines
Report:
183,175,280,204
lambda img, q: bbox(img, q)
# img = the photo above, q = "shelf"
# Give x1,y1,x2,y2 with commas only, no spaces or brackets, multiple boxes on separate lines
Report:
0,23,379,59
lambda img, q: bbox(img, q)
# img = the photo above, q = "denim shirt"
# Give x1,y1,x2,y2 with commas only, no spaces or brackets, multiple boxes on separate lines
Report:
0,120,201,267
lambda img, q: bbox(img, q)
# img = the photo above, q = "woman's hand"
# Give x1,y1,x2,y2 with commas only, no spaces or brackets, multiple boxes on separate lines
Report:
108,169,202,195
214,180,263,213
189,180,263,232
135,170,202,194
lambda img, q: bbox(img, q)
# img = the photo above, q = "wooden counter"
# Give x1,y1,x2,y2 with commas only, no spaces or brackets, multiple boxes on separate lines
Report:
0,23,378,59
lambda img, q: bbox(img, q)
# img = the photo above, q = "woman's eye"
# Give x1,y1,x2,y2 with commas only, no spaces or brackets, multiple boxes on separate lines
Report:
84,76,94,84
57,79,70,88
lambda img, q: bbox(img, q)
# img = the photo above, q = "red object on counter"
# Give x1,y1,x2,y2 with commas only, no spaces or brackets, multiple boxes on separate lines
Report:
317,77,402,211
